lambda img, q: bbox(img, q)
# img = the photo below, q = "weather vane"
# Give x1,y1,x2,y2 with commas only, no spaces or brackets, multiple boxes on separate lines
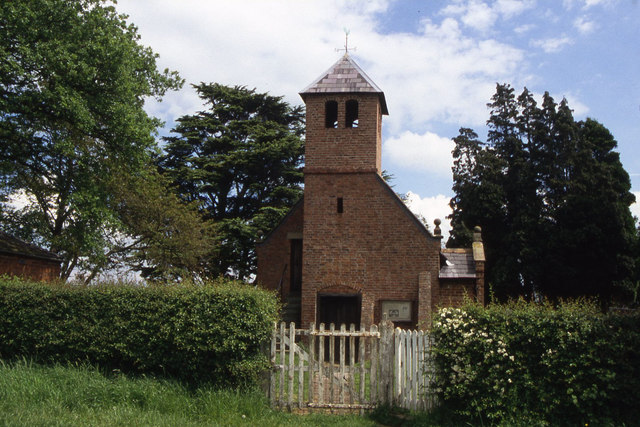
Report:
336,28,356,54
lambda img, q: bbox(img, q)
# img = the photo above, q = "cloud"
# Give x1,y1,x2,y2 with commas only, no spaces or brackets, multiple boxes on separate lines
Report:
631,192,640,222
559,92,590,117
582,0,613,8
117,1,385,117
117,0,529,137
514,24,535,34
441,0,535,32
460,1,497,32
383,131,454,178
373,18,525,132
404,192,453,241
495,0,536,17
562,0,610,10
531,36,573,53
573,15,596,34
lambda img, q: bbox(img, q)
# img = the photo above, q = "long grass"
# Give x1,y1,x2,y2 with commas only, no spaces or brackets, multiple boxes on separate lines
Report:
0,360,380,426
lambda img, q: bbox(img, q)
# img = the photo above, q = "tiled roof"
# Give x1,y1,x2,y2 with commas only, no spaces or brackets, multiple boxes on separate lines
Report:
439,249,476,279
0,231,62,262
300,54,388,115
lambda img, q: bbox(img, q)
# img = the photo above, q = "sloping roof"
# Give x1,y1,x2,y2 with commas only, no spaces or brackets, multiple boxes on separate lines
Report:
375,174,439,241
0,231,62,262
439,249,476,279
300,54,389,115
256,198,304,247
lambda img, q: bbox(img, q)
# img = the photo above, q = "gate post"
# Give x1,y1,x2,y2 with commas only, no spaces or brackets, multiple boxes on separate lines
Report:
379,318,395,404
269,321,277,407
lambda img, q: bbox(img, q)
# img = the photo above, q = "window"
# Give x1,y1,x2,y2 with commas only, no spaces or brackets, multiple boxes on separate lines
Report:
345,100,358,128
337,197,343,213
289,239,302,293
325,101,338,128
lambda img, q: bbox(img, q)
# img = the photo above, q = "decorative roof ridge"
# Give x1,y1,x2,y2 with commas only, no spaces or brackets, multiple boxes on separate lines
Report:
441,248,472,254
299,54,383,93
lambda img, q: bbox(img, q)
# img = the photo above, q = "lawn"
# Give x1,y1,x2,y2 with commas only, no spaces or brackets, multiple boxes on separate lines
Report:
0,360,383,426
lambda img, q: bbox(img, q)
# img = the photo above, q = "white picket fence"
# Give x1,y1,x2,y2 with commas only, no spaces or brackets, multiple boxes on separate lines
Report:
269,321,437,412
393,328,436,411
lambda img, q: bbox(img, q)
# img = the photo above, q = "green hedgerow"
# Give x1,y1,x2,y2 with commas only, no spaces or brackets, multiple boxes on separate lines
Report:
0,276,280,388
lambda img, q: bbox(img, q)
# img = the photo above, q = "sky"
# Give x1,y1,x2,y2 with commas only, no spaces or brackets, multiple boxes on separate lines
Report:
117,0,640,239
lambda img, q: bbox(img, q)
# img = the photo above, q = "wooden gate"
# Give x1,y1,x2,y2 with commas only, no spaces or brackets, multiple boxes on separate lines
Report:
269,321,436,412
393,328,437,411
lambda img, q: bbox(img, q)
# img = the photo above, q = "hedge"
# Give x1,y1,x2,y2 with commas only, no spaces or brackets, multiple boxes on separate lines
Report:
0,276,279,388
432,301,640,425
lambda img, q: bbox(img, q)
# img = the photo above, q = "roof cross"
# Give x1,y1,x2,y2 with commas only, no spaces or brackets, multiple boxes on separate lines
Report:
336,29,356,55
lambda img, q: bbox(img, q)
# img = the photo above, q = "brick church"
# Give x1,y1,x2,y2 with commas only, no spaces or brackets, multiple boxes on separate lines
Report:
256,54,485,329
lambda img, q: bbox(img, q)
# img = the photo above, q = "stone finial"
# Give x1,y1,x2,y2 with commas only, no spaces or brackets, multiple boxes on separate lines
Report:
472,226,485,262
473,226,482,242
434,218,442,237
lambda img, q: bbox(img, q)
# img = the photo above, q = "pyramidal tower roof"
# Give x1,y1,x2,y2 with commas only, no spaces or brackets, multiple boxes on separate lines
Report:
300,53,388,115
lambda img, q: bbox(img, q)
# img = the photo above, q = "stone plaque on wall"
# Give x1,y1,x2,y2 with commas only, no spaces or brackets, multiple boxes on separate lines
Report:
381,300,412,322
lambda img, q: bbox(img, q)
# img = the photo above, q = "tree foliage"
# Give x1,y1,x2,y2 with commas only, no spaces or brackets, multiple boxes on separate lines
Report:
433,302,640,425
160,83,305,279
0,0,206,281
449,84,636,302
85,168,218,283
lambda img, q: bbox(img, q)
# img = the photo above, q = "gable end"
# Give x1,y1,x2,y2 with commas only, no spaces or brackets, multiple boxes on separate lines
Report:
374,175,439,241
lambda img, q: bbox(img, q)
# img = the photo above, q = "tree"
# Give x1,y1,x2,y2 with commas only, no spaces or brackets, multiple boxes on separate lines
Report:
449,84,637,303
0,0,184,280
78,167,218,284
160,83,305,280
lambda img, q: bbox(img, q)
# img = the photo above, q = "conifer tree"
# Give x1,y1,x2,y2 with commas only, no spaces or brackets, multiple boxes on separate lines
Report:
160,83,305,280
449,84,636,302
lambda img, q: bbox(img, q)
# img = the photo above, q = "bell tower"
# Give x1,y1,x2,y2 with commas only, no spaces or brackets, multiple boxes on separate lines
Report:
298,54,391,328
256,52,484,331
299,54,388,174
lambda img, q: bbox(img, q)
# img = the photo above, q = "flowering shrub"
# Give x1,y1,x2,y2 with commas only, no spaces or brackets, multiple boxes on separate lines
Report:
431,301,640,425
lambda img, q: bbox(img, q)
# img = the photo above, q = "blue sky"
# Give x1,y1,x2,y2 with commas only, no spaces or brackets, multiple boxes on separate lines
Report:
117,0,640,237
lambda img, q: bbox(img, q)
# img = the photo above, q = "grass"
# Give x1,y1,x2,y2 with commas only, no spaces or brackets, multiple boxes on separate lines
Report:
0,359,383,426
0,359,466,426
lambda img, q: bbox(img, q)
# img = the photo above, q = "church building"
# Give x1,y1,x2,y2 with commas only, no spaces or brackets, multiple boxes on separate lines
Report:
256,54,485,329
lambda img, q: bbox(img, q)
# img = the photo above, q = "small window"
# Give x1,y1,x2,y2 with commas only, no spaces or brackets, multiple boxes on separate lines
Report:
290,239,302,293
337,197,344,213
345,100,358,128
325,101,338,128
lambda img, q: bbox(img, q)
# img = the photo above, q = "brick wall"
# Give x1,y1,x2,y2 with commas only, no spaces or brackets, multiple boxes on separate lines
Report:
474,260,485,305
301,172,441,329
255,202,304,296
256,84,485,330
304,94,382,174
435,279,477,308
0,254,61,282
